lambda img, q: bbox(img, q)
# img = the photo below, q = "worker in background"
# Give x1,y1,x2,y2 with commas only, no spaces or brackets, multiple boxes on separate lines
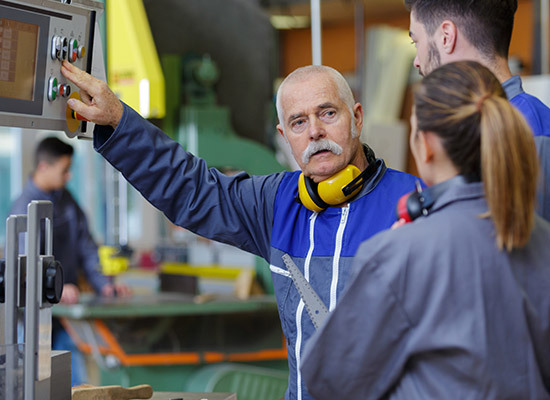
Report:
9,136,131,386
61,60,419,400
301,61,550,400
406,0,550,221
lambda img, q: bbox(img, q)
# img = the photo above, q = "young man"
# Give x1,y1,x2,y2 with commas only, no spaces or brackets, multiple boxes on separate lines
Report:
10,137,130,385
61,60,419,400
406,0,550,220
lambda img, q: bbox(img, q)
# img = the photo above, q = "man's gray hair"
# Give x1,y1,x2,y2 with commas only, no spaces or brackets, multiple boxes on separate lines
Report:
276,65,356,130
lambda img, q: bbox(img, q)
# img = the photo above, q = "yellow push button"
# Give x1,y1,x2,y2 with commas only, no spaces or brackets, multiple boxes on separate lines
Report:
66,92,88,133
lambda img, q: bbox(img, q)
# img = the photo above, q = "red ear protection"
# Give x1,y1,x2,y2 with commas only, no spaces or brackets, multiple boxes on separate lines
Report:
396,181,433,222
396,181,429,223
396,175,474,223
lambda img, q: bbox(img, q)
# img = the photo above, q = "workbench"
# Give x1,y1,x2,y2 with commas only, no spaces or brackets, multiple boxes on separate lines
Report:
52,292,288,393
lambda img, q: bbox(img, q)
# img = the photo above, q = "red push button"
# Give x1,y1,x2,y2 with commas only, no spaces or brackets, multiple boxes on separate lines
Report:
71,110,88,121
58,84,71,98
69,39,78,63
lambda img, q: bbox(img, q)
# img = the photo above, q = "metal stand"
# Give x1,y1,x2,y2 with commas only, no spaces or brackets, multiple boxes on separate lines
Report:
4,213,27,400
1,201,65,400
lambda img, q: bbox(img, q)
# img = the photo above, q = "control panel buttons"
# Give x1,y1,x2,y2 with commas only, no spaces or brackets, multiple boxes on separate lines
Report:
77,45,85,59
69,39,78,62
47,77,58,101
66,92,87,133
50,36,61,60
58,84,71,98
61,36,68,60
50,35,70,61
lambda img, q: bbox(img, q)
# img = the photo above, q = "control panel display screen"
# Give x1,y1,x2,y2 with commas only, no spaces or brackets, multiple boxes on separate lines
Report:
0,18,39,101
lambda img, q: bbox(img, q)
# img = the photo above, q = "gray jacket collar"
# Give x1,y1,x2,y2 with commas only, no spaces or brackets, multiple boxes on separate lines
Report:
502,75,524,100
430,179,484,214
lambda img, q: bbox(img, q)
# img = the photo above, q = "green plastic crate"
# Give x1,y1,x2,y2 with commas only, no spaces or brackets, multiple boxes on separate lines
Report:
185,363,288,400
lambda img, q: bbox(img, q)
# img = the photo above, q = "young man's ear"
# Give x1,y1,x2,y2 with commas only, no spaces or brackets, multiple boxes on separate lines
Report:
440,20,458,54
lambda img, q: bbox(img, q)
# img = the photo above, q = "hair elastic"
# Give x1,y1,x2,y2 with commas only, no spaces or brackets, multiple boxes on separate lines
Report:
476,93,492,112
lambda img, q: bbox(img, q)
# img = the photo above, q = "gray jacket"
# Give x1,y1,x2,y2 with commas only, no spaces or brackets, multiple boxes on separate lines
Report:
302,180,550,400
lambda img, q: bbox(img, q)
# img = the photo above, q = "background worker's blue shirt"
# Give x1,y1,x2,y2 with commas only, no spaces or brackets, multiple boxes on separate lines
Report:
10,179,108,292
94,103,419,400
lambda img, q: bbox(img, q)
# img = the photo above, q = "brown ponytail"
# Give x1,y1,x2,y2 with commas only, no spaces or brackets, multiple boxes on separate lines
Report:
479,96,538,250
414,61,538,251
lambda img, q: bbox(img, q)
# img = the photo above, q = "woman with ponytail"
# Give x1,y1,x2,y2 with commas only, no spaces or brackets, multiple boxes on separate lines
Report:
301,61,550,400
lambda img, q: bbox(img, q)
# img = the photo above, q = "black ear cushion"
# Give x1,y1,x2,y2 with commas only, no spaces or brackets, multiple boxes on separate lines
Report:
405,191,425,221
304,176,331,209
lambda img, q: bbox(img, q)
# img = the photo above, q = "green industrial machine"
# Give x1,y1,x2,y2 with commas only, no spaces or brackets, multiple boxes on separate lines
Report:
162,54,286,176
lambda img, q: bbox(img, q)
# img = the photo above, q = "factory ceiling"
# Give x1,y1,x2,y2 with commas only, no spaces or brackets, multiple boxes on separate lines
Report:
262,0,408,25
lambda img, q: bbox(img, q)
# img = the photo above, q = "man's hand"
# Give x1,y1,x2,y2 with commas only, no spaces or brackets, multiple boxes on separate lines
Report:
101,282,132,298
60,60,123,129
60,283,80,304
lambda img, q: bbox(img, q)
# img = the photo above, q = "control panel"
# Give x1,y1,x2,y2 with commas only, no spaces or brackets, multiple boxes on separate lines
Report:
0,0,104,138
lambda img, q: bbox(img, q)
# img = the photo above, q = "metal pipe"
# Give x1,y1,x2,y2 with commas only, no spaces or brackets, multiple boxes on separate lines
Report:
311,0,322,65
5,215,27,400
25,201,53,400
105,163,115,245
541,0,549,74
354,0,365,101
4,216,25,345
118,172,128,246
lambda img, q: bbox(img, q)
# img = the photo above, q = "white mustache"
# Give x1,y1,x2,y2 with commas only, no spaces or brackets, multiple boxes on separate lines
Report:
301,139,343,164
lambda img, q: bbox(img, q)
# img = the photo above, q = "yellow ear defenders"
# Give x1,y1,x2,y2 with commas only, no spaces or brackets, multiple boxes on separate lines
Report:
296,146,379,212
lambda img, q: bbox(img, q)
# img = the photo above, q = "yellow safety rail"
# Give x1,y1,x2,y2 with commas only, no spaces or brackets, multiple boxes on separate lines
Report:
160,263,252,280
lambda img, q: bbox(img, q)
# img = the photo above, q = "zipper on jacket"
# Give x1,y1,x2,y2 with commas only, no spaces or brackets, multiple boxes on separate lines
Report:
295,211,317,400
329,205,350,311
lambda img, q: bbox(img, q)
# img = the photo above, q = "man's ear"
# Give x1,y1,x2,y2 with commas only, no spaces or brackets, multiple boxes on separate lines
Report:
35,160,48,172
353,103,363,132
440,20,457,54
277,124,288,143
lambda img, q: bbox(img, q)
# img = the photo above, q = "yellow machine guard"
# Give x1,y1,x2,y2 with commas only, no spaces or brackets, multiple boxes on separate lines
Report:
107,0,165,118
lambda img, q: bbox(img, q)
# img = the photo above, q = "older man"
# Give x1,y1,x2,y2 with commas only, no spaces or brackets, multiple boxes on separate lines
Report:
62,61,418,400
406,0,550,220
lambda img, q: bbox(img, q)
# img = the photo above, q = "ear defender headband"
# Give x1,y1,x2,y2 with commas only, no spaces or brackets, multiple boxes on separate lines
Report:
296,145,378,212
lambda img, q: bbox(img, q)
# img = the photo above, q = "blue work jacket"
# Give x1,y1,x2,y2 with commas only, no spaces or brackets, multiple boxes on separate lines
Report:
504,75,550,221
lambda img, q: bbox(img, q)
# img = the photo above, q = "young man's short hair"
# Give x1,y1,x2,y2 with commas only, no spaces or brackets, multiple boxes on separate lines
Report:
405,0,518,59
35,137,74,167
